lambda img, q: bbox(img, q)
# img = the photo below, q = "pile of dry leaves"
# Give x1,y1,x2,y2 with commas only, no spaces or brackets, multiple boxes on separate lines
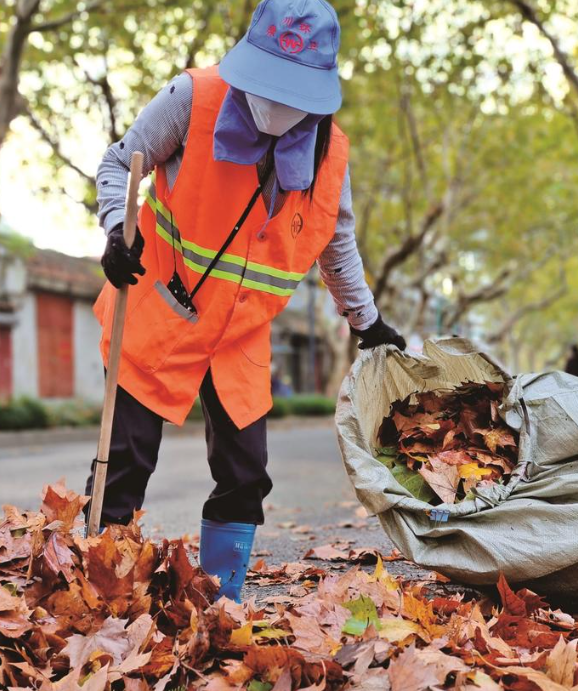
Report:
1,482,577,691
376,382,519,504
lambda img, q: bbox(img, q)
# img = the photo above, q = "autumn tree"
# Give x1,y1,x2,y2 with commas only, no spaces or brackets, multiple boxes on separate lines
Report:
2,0,578,379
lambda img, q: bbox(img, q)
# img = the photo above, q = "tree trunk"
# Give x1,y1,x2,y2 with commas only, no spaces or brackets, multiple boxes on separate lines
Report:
0,0,41,150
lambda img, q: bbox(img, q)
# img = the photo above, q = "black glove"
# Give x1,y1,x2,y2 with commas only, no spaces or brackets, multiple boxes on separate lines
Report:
351,313,406,351
101,224,146,288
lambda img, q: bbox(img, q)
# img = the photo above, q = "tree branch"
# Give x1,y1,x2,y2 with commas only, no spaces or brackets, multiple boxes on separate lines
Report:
373,202,444,303
508,0,578,96
75,53,119,142
487,272,568,344
443,265,513,328
400,88,429,198
28,0,104,33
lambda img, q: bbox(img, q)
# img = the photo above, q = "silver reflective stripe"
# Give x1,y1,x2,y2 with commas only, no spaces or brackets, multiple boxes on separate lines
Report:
243,266,300,290
147,185,303,293
154,281,199,323
154,209,300,290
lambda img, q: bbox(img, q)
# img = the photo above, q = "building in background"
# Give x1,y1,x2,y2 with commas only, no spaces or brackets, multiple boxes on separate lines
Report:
0,232,104,403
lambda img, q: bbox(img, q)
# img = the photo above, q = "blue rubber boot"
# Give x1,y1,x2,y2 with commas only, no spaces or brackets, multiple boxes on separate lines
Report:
200,519,256,602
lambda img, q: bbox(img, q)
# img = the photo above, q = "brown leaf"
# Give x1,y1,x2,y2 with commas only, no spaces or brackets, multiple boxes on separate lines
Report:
483,427,517,454
40,481,88,532
304,545,349,561
494,666,571,691
545,637,577,687
137,635,176,677
62,616,132,668
286,611,339,656
387,645,444,691
348,547,383,564
81,663,109,691
0,586,32,638
42,532,75,583
0,609,33,638
418,456,460,504
122,679,150,691
431,450,473,466
271,667,292,691
497,574,527,616
86,531,134,600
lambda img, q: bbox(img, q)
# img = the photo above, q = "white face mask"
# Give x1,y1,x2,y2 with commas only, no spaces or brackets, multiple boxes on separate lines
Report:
246,93,308,136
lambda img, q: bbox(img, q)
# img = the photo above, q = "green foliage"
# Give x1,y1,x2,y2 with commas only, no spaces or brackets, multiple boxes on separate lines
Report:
247,682,273,691
342,595,381,635
0,397,50,431
3,0,578,370
391,463,437,504
0,398,103,430
270,395,335,418
269,397,292,419
285,395,336,417
0,229,35,259
187,399,204,422
48,401,102,427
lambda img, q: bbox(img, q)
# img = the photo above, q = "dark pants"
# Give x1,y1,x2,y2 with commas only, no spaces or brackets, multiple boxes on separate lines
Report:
85,370,272,526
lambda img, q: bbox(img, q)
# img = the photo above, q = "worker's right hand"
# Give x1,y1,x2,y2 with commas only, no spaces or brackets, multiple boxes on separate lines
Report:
101,224,146,288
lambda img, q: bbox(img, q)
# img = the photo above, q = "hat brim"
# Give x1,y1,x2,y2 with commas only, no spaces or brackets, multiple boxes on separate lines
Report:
219,36,342,115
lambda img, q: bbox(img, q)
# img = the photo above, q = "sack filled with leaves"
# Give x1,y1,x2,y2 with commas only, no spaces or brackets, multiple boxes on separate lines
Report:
375,382,519,505
336,337,578,601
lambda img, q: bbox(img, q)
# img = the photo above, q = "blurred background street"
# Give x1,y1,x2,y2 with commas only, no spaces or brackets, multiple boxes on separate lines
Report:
0,420,347,534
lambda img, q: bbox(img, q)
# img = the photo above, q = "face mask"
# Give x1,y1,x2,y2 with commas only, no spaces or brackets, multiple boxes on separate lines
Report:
246,93,308,137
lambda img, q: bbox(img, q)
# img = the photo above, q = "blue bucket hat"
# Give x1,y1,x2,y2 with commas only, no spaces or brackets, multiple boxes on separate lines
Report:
219,0,342,115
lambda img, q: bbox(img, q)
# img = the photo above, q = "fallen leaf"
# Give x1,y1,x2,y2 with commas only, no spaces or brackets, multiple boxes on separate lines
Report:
304,545,349,561
342,595,380,636
62,616,132,668
378,617,424,643
545,636,577,687
230,622,253,647
42,532,75,583
40,481,88,532
387,645,444,691
419,456,460,504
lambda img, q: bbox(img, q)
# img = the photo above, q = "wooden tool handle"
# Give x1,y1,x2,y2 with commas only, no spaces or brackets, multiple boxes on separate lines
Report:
87,151,144,537
123,153,142,249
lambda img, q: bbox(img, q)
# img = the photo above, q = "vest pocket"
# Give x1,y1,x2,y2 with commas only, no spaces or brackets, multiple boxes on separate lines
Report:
122,281,198,374
237,322,271,367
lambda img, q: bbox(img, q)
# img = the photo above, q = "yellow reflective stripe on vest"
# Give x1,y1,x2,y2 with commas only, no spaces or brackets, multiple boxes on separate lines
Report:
144,185,303,297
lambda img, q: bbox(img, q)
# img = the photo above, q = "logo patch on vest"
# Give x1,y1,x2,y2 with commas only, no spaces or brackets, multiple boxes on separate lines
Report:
280,31,304,54
291,213,304,238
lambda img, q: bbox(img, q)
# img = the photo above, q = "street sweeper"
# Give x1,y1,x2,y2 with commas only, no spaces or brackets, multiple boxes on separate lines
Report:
87,0,405,601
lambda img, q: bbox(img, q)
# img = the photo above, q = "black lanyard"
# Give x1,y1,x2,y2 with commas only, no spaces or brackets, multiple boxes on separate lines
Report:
167,157,275,312
189,160,274,302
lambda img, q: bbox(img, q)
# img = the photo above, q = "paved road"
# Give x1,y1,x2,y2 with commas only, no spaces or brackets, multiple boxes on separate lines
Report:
1,420,352,530
0,420,400,549
0,421,457,601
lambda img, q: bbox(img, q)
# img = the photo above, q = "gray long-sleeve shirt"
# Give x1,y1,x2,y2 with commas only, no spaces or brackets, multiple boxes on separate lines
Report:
96,73,378,330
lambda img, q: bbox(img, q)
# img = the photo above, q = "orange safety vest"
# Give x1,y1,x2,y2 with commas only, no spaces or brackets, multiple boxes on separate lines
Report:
94,65,349,429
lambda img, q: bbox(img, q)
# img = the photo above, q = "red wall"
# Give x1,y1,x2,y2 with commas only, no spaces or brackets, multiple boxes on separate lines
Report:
36,292,74,398
0,327,12,400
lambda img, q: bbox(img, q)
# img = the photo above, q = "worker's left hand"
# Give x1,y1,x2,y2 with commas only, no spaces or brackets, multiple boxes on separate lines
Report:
351,313,406,351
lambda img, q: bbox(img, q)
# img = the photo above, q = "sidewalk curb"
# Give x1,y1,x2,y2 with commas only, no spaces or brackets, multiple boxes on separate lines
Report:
0,416,335,451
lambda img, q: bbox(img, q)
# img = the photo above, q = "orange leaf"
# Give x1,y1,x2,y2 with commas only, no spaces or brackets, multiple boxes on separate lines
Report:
497,574,527,616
